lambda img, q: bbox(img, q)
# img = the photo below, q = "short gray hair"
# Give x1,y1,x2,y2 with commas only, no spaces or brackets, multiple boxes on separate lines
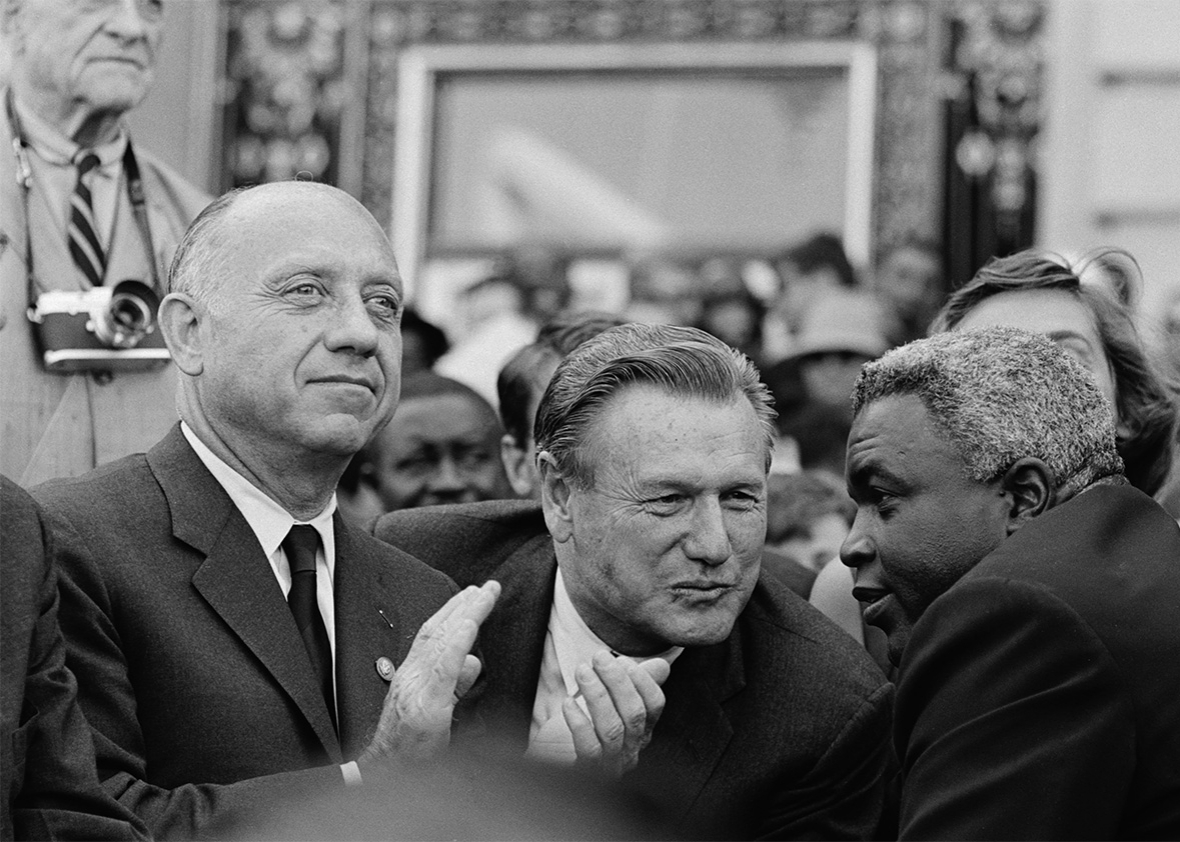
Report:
167,187,246,312
852,326,1124,494
534,323,777,487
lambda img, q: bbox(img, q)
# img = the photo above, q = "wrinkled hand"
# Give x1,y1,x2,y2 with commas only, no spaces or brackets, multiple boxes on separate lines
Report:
562,650,670,778
359,580,500,765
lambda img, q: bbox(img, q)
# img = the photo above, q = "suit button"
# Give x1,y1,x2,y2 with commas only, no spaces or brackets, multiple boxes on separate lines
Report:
375,656,395,681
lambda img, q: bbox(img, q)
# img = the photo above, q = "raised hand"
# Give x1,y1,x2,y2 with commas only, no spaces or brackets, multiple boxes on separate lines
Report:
359,580,500,764
562,650,670,777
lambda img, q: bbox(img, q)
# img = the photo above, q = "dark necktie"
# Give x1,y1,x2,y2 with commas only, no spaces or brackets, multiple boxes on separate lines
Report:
69,151,106,286
282,525,336,729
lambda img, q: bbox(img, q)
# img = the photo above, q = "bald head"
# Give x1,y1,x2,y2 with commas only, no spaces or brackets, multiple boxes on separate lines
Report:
169,182,395,314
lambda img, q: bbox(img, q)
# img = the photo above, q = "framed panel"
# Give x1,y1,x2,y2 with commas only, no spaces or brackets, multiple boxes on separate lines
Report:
393,41,876,297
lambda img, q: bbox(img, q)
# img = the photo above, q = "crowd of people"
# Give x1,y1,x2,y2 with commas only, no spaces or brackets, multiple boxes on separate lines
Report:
2,1,1180,840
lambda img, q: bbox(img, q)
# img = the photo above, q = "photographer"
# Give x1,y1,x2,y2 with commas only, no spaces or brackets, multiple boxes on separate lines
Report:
1,0,210,486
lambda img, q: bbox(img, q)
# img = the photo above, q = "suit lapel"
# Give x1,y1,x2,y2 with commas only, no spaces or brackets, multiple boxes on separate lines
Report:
634,623,747,812
472,536,557,752
148,426,343,762
332,518,415,758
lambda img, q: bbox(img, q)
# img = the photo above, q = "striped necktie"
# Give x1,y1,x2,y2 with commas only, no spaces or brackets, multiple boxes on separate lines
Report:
69,151,106,286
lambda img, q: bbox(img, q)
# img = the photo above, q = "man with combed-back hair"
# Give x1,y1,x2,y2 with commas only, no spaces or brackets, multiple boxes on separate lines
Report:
841,326,1180,840
376,323,896,840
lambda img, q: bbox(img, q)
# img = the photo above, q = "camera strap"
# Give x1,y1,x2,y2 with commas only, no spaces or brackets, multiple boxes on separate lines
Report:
6,88,162,310
6,88,43,320
121,141,161,292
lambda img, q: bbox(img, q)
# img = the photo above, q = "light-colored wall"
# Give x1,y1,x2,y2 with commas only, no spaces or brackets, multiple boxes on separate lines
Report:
1040,0,1180,336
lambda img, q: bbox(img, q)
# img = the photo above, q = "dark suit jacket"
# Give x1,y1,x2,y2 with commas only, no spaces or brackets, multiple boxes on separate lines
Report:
895,484,1180,840
1,476,146,841
32,426,459,840
375,500,896,840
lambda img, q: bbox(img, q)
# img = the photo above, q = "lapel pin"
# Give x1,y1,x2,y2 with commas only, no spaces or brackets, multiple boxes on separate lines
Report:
375,656,395,682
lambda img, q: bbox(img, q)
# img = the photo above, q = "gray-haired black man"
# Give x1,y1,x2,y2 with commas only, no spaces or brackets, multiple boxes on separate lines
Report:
842,326,1180,839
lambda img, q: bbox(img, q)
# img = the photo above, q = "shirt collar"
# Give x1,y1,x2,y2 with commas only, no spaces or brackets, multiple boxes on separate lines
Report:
12,93,127,173
550,567,682,696
180,421,337,564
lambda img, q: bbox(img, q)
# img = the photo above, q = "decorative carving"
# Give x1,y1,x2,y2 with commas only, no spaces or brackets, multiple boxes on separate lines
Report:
943,0,1044,255
221,1,349,189
219,1,974,266
354,0,941,264
866,0,943,254
948,3,1043,239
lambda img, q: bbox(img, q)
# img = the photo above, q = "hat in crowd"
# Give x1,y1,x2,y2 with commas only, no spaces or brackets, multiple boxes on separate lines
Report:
783,289,891,362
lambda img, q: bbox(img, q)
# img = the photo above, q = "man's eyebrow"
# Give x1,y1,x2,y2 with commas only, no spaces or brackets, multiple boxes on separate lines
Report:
364,275,402,290
848,461,905,489
634,478,693,493
1045,329,1091,346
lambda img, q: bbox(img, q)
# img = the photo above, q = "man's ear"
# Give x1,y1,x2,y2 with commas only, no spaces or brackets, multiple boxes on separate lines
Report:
1000,457,1056,536
158,293,205,376
537,451,574,543
500,434,535,499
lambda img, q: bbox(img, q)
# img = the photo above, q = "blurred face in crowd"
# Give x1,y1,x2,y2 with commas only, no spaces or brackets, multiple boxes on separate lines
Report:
705,301,758,349
500,356,560,500
543,385,769,656
841,394,1010,666
9,0,163,136
369,392,511,511
953,289,1118,415
801,352,873,414
878,246,942,322
774,259,845,331
179,185,404,470
770,513,849,574
399,331,432,377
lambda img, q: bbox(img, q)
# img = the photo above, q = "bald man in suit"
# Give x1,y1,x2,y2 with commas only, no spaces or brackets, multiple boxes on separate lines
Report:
34,183,498,839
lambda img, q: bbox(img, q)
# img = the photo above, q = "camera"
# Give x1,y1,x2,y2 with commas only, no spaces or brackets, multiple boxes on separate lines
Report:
28,280,171,373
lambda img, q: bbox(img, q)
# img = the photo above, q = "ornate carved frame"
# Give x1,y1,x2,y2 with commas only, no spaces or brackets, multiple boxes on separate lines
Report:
219,0,947,280
391,40,878,290
361,0,944,273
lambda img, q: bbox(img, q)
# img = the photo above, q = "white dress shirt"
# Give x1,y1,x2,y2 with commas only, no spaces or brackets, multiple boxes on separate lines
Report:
181,422,339,663
526,567,682,764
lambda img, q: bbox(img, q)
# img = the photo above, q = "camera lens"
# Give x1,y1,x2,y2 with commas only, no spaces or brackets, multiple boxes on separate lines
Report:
93,280,160,349
111,294,151,330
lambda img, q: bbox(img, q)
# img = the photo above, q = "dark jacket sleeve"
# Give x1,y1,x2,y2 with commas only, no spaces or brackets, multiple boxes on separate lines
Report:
895,577,1133,840
1,478,148,841
758,681,896,841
